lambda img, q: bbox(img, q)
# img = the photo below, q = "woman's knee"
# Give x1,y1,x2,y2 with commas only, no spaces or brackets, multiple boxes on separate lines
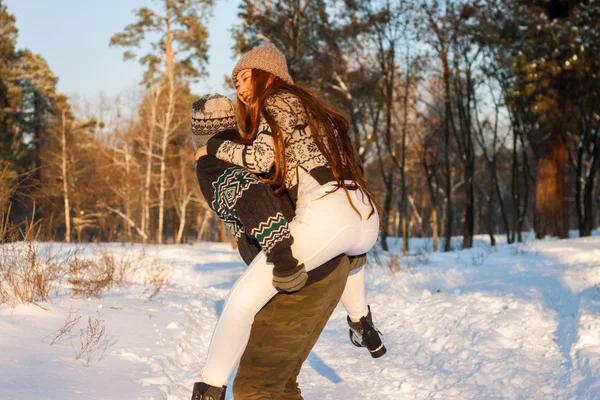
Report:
222,287,261,318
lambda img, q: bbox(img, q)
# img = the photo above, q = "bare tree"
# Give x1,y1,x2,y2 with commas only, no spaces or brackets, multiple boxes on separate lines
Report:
170,154,203,244
421,0,461,251
473,78,511,244
414,96,445,252
110,0,213,243
46,103,95,242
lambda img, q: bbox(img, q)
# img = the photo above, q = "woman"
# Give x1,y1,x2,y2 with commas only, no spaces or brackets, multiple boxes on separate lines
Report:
195,43,385,395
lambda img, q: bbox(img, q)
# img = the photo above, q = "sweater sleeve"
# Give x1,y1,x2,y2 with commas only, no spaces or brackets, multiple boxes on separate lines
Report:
211,166,303,277
206,93,305,174
206,118,275,173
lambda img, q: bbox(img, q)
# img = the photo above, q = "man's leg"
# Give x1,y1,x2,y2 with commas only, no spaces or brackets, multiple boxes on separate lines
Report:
280,255,366,399
279,303,337,400
233,255,350,400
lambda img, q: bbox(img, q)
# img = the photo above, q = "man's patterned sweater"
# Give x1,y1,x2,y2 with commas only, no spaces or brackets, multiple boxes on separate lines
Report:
195,129,314,291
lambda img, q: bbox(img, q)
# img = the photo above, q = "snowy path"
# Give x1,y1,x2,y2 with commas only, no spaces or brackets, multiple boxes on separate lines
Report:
1,237,600,399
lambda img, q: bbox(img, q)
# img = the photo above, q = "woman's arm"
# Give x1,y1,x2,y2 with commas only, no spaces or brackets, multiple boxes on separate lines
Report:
206,93,304,173
206,119,275,173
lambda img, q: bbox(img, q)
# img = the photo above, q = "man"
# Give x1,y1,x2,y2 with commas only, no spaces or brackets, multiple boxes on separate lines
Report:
190,94,364,400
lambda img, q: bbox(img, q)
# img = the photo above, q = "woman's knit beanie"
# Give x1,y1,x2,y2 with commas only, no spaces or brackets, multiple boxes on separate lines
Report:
191,94,236,151
231,43,294,86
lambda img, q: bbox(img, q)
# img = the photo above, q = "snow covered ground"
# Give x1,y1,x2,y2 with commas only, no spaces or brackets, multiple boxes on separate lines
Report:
1,234,600,399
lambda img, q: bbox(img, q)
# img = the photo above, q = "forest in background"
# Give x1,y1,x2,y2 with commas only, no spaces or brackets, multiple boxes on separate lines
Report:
1,0,599,252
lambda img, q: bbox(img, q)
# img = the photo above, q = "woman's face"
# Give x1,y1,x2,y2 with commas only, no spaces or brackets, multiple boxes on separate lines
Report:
236,69,253,105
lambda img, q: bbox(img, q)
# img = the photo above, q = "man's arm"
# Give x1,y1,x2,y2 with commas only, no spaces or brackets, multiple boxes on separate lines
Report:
211,165,307,292
197,156,307,292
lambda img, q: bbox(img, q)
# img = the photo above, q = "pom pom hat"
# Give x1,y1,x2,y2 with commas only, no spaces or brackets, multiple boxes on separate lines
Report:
191,94,237,151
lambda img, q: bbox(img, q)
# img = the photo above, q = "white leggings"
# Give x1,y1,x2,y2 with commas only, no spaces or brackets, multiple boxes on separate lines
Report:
201,173,379,386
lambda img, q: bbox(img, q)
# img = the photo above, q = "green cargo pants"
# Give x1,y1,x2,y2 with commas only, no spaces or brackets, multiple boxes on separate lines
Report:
232,254,352,400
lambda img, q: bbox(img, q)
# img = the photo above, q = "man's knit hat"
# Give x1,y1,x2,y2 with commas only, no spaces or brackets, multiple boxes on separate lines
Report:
191,94,236,151
231,43,294,86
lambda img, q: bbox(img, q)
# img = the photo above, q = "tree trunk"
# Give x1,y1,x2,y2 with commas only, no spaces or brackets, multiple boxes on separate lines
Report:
424,160,440,252
463,157,474,248
442,53,453,252
379,43,396,253
124,140,133,243
596,190,600,231
60,111,71,243
142,87,160,243
176,194,191,245
517,131,531,242
157,4,177,244
582,141,600,236
432,207,439,252
511,127,519,244
535,131,568,239
142,130,153,242
486,193,496,247
380,179,393,251
582,181,595,237
197,208,211,242
454,59,475,249
400,46,411,255
157,130,169,244
402,204,409,254
492,164,510,244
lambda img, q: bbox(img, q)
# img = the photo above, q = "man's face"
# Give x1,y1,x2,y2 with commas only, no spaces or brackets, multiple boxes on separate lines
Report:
236,69,252,105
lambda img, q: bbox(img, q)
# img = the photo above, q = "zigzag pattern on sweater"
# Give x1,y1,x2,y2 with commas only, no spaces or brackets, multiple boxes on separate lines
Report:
224,220,244,239
212,166,262,237
250,212,292,254
261,224,292,254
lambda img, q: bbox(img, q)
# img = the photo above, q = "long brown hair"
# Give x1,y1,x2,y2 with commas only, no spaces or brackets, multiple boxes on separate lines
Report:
236,68,381,220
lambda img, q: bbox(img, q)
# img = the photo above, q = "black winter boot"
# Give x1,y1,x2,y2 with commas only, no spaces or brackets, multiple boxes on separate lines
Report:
191,382,226,400
347,305,387,358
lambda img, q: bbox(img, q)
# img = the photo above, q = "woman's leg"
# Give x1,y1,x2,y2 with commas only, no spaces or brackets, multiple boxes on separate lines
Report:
202,216,358,386
202,187,379,386
202,214,356,387
340,266,369,321
288,193,361,271
316,189,377,320
201,252,278,387
350,189,380,255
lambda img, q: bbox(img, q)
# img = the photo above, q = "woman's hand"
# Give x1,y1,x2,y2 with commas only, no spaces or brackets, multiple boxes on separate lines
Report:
195,146,208,160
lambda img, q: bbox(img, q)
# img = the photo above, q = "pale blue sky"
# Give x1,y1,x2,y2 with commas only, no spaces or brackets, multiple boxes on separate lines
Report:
5,0,240,98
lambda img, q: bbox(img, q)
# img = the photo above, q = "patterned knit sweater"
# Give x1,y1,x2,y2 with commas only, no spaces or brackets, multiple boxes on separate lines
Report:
196,129,311,291
206,92,350,204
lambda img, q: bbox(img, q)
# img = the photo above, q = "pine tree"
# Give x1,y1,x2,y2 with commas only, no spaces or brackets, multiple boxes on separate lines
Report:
110,0,214,243
12,50,59,173
0,0,19,195
0,2,62,224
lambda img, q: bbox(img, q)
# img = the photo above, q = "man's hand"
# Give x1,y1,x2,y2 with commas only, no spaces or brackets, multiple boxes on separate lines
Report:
195,146,208,160
273,264,308,293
